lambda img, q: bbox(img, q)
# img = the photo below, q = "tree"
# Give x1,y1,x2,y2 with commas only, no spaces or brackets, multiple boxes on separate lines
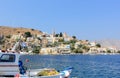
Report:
82,45,90,52
73,48,83,53
96,43,101,48
24,32,32,38
107,50,111,53
70,40,76,44
33,46,41,54
63,41,71,44
72,36,76,39
0,35,5,44
6,35,11,39
53,42,59,47
78,44,83,48
117,50,120,53
55,34,59,37
59,32,63,37
70,46,75,51
0,39,5,44
58,38,64,42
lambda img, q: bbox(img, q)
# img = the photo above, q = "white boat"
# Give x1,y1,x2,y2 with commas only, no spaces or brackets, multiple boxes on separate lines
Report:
0,52,73,78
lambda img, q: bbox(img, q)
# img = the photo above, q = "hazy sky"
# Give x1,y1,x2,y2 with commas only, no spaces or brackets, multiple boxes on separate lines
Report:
0,0,120,40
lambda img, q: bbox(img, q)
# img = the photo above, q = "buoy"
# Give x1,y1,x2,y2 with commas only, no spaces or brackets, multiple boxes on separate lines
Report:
26,59,29,62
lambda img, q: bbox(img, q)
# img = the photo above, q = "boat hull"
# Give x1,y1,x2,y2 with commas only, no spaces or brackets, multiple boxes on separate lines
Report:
19,67,73,78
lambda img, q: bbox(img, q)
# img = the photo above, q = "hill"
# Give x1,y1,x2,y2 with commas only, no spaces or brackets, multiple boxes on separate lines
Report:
96,39,120,50
0,26,43,36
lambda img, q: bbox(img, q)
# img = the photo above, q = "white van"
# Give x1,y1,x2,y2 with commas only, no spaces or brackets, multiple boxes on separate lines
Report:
0,53,21,77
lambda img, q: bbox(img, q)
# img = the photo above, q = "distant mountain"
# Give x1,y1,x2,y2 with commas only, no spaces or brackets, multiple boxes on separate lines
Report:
96,39,120,50
0,26,43,36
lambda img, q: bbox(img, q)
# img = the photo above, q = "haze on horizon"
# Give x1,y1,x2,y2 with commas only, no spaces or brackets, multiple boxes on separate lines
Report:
0,0,120,40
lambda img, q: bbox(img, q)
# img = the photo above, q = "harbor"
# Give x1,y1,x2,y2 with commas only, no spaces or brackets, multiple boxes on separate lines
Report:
21,54,120,78
0,0,120,77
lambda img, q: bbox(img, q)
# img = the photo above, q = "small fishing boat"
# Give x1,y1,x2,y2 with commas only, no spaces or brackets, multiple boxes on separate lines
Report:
0,52,73,78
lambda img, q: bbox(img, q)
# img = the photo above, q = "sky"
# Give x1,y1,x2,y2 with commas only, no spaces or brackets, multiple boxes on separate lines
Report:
0,0,120,40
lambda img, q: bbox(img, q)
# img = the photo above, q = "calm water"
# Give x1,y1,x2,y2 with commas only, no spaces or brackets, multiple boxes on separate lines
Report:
21,54,120,78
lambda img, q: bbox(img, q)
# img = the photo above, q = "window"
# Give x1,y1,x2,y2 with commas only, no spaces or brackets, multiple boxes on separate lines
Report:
0,54,15,62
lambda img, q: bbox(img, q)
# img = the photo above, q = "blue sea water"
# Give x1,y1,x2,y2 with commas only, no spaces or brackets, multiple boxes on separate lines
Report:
21,54,120,78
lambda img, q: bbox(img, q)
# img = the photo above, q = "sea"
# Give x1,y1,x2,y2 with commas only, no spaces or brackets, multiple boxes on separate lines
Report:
20,54,120,78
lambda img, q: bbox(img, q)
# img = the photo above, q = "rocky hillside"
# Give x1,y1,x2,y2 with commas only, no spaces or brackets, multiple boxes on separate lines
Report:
97,39,120,50
0,26,43,36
